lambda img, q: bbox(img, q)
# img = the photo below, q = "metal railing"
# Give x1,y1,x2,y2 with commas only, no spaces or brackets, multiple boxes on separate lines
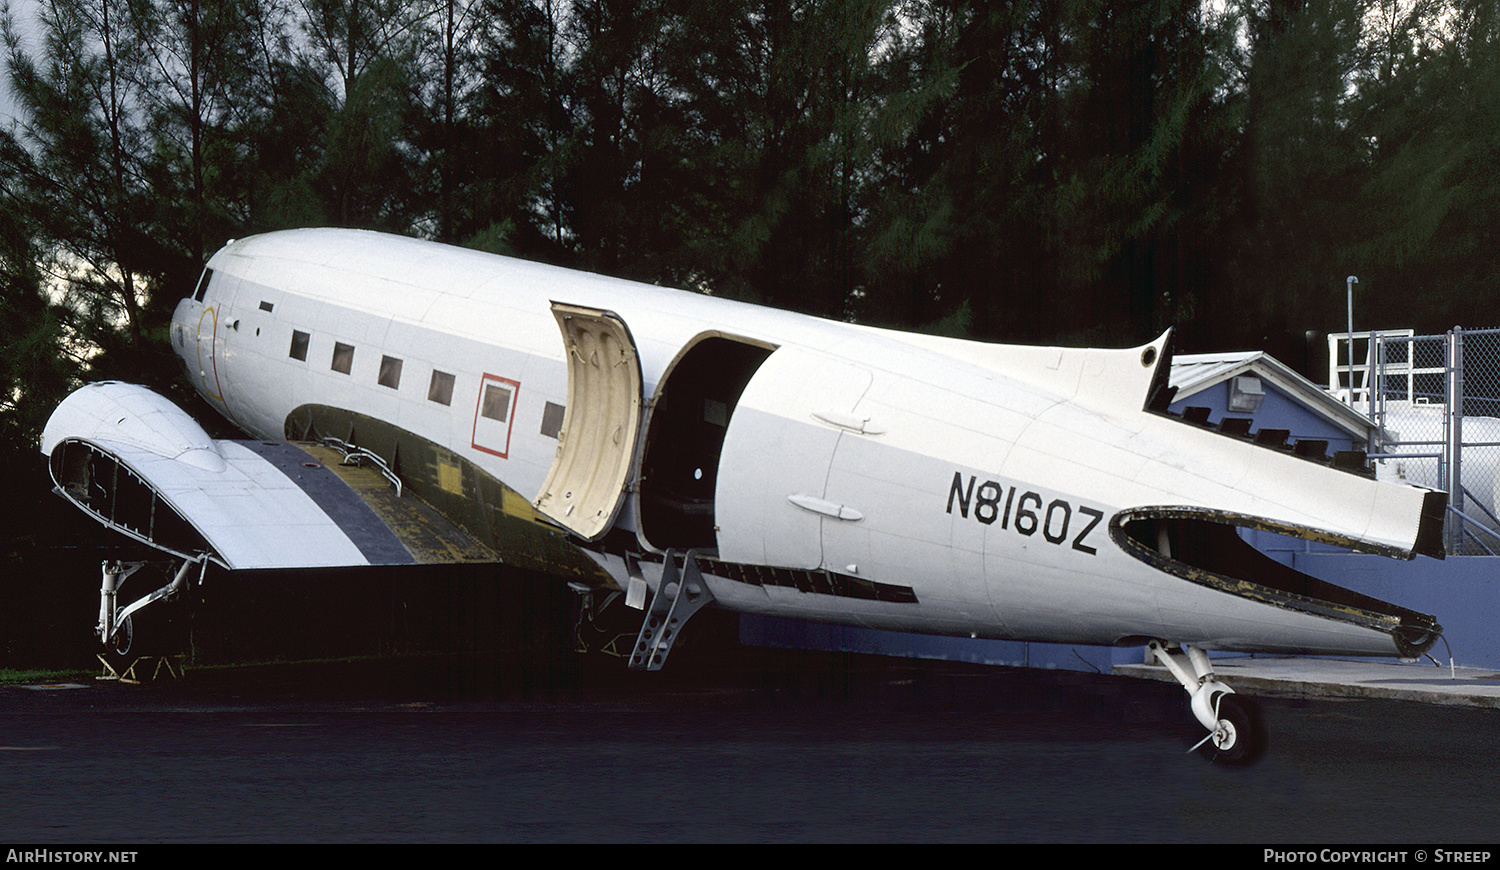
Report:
1331,326,1500,555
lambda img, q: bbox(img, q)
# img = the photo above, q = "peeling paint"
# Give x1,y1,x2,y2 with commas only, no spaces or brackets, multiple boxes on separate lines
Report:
1110,507,1442,658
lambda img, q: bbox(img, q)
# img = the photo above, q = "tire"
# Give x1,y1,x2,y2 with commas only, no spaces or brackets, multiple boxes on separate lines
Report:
1197,692,1265,766
102,613,137,675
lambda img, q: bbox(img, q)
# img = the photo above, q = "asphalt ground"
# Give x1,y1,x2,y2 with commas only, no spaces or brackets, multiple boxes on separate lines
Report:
4,649,1500,844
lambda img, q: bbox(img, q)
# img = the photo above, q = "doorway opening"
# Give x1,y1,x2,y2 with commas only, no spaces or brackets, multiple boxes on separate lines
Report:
637,335,774,551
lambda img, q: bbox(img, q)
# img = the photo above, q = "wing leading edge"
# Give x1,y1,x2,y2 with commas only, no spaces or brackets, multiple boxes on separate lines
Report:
42,382,494,569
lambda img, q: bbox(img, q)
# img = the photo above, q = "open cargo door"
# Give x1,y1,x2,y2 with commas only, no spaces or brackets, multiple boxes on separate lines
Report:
533,303,643,541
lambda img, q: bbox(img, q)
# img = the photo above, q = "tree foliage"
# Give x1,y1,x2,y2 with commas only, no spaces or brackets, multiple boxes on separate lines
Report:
2,0,1499,408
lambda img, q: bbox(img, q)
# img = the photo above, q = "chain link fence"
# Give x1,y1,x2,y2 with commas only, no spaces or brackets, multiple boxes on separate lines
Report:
1332,327,1500,555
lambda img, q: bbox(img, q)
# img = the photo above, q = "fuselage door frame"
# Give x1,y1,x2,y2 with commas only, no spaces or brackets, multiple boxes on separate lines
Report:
634,331,777,554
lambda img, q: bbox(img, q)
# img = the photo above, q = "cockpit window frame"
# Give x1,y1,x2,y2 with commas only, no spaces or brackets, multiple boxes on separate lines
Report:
192,268,214,303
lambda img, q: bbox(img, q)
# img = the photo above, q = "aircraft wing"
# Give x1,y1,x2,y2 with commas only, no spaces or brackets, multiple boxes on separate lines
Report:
41,381,496,569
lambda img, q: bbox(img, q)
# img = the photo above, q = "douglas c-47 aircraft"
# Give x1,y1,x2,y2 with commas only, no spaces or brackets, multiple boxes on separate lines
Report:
41,228,1446,763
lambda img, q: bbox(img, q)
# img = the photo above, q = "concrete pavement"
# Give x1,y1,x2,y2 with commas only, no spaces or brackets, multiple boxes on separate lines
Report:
1115,655,1500,708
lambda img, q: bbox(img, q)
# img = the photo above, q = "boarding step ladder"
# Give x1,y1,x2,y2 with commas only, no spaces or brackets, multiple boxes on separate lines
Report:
629,550,716,671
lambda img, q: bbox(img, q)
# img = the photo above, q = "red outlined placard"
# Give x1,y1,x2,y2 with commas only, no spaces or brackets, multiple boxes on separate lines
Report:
471,373,521,458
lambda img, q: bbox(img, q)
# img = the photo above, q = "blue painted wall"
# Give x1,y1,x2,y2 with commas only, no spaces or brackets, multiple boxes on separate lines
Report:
738,614,1144,673
1169,379,1363,454
1290,552,1500,668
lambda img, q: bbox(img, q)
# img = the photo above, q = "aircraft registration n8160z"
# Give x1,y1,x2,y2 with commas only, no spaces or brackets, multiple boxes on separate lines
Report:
41,228,1446,763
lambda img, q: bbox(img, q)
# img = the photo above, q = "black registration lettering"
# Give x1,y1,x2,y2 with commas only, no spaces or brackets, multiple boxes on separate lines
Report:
975,480,1004,524
1043,499,1070,544
944,472,1102,556
1014,492,1041,536
946,472,975,518
1072,507,1104,555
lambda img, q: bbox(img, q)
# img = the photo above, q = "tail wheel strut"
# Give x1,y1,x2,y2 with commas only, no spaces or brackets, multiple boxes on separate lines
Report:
1148,641,1265,766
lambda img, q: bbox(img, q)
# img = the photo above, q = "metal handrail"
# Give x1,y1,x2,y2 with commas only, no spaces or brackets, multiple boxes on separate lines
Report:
320,436,403,497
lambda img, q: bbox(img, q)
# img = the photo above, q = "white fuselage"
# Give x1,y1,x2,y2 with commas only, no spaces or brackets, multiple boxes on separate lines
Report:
167,228,1439,657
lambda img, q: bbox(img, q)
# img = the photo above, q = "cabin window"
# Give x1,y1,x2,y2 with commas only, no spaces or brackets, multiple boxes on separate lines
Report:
192,268,213,302
378,355,403,389
289,330,310,361
480,383,512,422
428,371,455,405
541,402,565,439
259,300,274,313
331,342,355,375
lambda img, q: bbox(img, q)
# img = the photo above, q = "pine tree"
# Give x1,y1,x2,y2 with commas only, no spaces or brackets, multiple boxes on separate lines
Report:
3,0,161,381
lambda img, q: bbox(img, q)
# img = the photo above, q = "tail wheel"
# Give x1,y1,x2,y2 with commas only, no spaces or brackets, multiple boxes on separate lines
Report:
1197,692,1265,766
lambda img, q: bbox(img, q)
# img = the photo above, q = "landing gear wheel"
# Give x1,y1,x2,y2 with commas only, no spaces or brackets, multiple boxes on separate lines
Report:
102,613,137,676
1197,692,1264,766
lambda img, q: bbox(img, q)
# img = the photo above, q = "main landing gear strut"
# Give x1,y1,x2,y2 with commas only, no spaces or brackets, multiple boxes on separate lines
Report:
97,557,205,680
1148,640,1264,766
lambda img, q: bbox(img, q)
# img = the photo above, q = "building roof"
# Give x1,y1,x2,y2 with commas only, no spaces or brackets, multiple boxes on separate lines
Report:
1170,350,1378,441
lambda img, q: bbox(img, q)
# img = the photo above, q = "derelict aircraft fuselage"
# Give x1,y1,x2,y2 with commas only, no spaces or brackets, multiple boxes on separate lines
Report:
42,228,1446,762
